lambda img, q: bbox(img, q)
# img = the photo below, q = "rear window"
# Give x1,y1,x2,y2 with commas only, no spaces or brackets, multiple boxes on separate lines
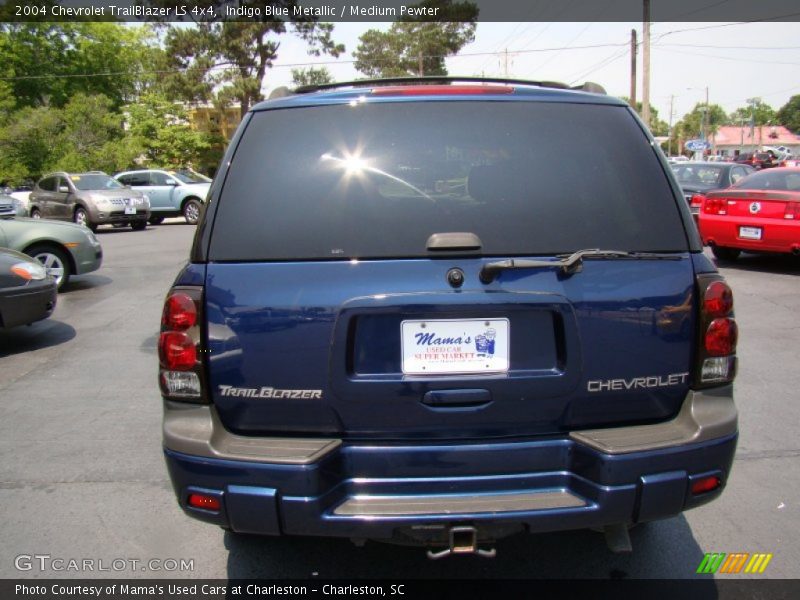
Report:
210,101,687,261
733,169,800,191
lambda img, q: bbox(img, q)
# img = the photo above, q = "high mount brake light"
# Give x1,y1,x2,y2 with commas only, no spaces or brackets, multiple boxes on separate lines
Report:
371,85,515,96
694,275,737,387
158,287,206,402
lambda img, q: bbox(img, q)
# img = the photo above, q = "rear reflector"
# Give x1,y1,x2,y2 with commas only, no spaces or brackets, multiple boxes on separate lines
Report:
691,475,721,495
371,85,514,96
188,493,221,511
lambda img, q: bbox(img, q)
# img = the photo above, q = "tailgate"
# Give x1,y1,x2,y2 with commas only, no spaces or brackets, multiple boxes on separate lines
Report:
204,257,695,440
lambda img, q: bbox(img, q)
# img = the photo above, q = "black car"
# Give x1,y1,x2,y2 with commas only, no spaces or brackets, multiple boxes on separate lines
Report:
0,248,57,329
672,162,755,222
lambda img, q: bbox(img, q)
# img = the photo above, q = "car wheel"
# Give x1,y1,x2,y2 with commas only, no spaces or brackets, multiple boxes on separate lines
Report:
30,208,42,219
131,221,147,231
26,244,71,291
712,246,741,262
148,216,165,225
73,207,97,232
183,199,201,225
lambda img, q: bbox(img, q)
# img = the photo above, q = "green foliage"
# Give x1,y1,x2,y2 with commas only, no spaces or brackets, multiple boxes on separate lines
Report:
619,98,669,137
123,94,215,168
777,95,800,134
157,4,344,116
729,100,776,126
0,23,164,110
291,67,334,88
354,3,478,78
668,103,728,151
0,106,63,184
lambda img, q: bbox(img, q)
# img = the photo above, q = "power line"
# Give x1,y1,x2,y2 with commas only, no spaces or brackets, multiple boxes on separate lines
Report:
0,42,631,82
654,46,800,66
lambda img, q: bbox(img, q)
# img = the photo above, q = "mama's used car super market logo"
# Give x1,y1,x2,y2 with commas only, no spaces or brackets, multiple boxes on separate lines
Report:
696,552,773,574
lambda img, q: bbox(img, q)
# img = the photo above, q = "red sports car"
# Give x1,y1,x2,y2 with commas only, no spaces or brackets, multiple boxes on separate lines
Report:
698,167,800,261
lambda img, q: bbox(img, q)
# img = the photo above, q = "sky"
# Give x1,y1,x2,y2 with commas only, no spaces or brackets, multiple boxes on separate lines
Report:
257,21,800,125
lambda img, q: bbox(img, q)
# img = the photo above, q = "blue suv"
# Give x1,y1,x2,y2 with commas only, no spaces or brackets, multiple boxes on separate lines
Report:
159,78,738,557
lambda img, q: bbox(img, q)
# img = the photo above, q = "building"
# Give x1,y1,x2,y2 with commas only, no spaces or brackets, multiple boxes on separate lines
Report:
711,125,800,157
185,103,243,141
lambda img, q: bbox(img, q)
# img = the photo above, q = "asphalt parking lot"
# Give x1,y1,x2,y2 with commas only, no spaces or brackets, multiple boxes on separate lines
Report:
1,221,799,580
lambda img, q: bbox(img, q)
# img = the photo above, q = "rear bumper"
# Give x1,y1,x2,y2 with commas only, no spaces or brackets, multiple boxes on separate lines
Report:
163,387,737,540
700,214,800,254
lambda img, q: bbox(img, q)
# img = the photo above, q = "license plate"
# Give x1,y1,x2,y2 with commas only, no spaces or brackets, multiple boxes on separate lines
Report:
739,226,762,240
401,318,510,375
124,206,136,215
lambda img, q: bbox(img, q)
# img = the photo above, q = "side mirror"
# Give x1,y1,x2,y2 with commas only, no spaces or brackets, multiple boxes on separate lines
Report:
58,185,70,193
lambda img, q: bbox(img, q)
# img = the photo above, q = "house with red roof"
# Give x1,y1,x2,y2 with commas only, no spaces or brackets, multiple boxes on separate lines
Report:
711,125,800,157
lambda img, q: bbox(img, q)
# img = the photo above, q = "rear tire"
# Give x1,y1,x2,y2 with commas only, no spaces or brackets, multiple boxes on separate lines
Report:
182,198,201,225
711,246,741,262
148,216,164,225
25,244,71,291
30,208,41,219
131,221,147,231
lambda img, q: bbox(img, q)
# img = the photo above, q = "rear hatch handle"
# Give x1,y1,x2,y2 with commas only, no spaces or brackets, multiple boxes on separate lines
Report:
479,249,682,283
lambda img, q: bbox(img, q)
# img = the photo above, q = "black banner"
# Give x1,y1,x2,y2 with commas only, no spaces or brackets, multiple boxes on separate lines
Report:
1,0,800,23
4,579,800,600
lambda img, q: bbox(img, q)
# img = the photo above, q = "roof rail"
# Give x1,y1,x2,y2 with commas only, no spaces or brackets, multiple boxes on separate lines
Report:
293,76,606,96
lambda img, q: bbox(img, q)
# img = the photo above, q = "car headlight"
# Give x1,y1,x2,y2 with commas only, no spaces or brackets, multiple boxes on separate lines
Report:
11,261,47,281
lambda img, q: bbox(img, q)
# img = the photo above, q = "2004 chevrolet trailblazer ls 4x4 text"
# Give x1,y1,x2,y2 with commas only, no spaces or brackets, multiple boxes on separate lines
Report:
158,77,738,558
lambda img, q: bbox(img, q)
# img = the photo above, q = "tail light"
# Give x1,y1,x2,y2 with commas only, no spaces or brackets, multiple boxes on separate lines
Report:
703,197,727,215
158,287,206,402
784,202,799,220
694,275,737,388
690,194,706,210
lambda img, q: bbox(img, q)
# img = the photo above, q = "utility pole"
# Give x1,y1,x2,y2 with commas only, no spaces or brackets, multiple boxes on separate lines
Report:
629,29,637,109
500,48,514,77
705,86,710,153
642,0,651,128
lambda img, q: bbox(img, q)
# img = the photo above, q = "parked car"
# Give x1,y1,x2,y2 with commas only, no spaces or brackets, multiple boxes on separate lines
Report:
671,162,755,224
0,193,29,218
0,248,57,329
779,157,800,167
28,172,150,232
160,77,738,557
114,169,210,225
733,152,776,170
699,167,800,261
0,215,103,290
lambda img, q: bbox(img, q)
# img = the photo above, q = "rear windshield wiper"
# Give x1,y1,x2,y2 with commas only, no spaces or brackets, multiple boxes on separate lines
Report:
479,249,682,283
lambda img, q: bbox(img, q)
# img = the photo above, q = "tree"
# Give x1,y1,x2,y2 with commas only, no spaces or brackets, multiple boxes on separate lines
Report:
729,99,776,127
620,98,669,137
669,102,728,150
0,23,164,110
777,95,800,134
123,94,216,168
158,4,344,118
0,106,63,184
291,67,334,88
353,1,478,77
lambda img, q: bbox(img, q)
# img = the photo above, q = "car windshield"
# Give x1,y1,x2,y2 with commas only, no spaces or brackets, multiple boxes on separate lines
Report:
171,170,211,184
732,170,800,191
672,165,724,186
69,174,123,191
